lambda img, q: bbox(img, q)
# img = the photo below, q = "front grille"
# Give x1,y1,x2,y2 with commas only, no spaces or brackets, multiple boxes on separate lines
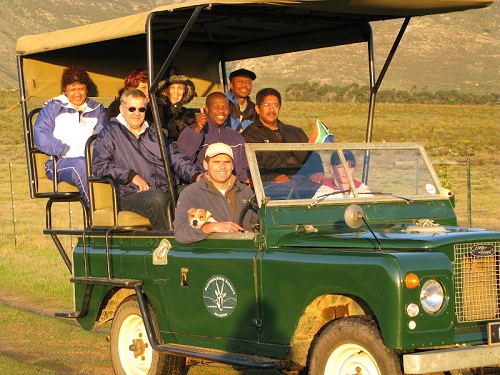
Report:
454,242,500,323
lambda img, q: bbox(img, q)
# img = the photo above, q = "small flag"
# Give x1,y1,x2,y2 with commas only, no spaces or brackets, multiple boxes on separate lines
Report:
308,117,334,143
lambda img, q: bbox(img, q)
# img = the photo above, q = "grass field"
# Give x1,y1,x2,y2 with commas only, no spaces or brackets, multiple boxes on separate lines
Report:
0,88,498,374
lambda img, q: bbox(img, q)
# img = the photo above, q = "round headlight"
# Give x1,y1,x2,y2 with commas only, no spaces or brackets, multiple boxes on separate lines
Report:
420,279,444,314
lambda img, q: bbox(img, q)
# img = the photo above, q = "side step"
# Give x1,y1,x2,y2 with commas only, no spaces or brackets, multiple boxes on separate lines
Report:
70,277,142,288
159,343,289,370
56,277,142,319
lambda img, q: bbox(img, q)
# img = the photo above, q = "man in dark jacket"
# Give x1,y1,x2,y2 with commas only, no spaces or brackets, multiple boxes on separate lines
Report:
242,87,324,185
92,89,202,232
176,92,250,184
225,68,257,132
174,142,258,244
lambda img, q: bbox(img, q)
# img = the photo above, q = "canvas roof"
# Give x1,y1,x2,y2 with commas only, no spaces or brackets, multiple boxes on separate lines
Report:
16,0,493,97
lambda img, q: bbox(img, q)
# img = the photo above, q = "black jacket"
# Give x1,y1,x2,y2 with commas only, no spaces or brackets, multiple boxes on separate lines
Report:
92,116,202,199
242,119,323,181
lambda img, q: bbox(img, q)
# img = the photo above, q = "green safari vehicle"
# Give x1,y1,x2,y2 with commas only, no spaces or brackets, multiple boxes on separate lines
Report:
16,1,499,374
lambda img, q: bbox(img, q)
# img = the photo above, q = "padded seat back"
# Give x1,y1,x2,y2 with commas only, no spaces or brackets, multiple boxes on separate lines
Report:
34,152,79,194
86,135,152,230
28,108,80,197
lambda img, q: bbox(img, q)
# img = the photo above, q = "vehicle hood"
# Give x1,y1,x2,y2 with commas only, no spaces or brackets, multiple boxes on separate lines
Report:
271,226,499,251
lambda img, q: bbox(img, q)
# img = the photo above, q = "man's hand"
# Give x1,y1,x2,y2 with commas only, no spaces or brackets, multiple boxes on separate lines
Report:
131,175,150,192
194,108,207,133
272,174,290,183
310,172,326,184
202,221,243,234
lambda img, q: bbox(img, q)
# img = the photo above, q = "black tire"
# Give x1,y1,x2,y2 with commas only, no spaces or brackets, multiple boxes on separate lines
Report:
110,297,186,375
308,317,403,375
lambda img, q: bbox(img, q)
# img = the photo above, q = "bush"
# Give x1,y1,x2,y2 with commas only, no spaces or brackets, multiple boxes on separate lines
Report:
285,82,499,104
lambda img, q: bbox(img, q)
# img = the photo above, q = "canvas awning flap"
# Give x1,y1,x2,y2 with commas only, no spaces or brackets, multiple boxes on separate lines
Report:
16,0,493,98
21,47,223,98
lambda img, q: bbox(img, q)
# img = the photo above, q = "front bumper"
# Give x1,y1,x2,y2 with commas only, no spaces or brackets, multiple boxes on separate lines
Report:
403,344,500,374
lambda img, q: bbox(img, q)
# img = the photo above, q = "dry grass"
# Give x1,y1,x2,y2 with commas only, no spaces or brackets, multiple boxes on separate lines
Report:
1,93,499,304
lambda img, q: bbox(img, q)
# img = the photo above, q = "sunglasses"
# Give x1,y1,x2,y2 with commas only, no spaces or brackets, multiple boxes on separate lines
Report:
124,106,147,113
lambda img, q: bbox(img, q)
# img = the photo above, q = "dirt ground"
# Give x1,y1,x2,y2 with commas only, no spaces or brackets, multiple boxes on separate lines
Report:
0,293,280,375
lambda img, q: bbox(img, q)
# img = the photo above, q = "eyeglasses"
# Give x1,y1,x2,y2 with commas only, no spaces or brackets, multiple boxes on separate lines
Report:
260,103,280,108
124,106,147,113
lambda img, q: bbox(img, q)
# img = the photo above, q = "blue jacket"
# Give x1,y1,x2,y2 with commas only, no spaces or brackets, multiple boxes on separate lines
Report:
176,119,250,182
34,95,105,158
225,91,256,132
92,117,202,199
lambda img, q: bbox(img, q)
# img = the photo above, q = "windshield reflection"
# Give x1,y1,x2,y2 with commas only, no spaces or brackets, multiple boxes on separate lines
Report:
247,144,442,204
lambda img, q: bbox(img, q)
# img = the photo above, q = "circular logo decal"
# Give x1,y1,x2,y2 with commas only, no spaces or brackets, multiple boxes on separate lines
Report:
425,183,437,195
203,275,237,318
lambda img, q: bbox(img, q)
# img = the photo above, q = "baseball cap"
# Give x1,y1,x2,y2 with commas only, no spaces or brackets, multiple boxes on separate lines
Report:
205,142,234,159
229,68,256,81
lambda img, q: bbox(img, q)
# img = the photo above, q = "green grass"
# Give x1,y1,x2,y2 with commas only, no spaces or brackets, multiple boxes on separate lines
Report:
0,88,498,373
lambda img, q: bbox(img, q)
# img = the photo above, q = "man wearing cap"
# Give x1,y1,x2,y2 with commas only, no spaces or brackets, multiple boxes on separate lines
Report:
225,68,257,132
174,142,258,244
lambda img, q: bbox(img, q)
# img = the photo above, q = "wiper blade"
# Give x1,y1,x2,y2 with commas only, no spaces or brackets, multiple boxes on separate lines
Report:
369,191,414,202
308,190,350,208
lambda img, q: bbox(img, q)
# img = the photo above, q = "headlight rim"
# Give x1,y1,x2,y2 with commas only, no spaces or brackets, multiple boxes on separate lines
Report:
420,278,445,314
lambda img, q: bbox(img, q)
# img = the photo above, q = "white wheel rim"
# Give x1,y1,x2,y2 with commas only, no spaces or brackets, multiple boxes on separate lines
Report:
324,343,381,375
117,313,153,375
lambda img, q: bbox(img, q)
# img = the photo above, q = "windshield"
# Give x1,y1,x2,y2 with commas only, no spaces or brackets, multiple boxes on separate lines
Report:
246,143,446,206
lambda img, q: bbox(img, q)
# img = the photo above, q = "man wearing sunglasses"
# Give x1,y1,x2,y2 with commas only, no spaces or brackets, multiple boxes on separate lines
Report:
92,89,202,232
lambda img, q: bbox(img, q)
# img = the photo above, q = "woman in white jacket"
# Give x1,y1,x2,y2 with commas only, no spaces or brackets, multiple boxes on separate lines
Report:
34,65,105,206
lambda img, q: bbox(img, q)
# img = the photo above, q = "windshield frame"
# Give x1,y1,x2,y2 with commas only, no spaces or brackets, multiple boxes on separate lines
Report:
245,142,448,208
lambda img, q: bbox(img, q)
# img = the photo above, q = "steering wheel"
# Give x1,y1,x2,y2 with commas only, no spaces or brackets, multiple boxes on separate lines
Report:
263,182,299,200
238,194,259,228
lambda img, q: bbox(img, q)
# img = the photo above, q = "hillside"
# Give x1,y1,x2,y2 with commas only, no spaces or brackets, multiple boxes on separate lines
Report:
3,0,499,94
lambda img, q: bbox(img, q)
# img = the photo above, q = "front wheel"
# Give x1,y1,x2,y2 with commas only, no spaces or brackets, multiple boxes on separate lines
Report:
110,297,185,375
308,317,402,375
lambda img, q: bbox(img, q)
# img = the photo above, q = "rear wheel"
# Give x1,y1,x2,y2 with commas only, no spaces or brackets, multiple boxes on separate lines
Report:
308,317,402,375
110,297,185,375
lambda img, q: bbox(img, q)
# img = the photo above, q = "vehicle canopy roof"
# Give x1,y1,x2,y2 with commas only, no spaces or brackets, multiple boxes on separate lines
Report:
16,0,492,98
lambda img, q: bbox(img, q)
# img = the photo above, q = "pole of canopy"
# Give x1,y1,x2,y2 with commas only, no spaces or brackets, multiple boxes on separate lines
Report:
150,6,204,93
17,55,35,198
363,17,410,183
374,17,411,95
365,16,411,143
146,13,177,215
362,24,376,184
146,7,203,214
221,60,229,92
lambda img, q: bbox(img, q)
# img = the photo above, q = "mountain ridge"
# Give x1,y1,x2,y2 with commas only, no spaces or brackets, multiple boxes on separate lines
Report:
4,0,499,94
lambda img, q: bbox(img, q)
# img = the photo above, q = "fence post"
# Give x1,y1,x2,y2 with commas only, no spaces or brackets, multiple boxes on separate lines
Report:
9,163,17,247
467,158,471,228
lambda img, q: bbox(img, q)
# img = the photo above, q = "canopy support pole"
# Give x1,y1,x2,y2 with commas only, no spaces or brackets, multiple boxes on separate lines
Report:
145,6,203,214
149,6,204,93
363,17,410,184
17,55,35,198
365,17,410,143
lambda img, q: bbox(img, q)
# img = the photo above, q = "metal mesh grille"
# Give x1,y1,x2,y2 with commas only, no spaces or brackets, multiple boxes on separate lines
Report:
454,242,500,323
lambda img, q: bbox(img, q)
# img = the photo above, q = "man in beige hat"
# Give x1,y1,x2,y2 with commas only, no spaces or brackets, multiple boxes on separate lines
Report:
174,142,258,244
